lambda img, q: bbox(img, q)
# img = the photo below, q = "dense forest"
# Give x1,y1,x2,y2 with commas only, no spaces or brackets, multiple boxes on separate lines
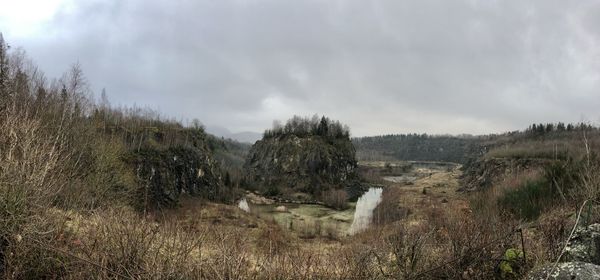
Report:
263,115,351,140
353,134,483,164
353,123,599,165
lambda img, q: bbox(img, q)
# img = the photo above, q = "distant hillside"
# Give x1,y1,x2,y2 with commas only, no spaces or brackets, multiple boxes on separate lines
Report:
353,134,483,164
461,122,600,191
206,125,262,143
205,134,251,186
244,115,358,198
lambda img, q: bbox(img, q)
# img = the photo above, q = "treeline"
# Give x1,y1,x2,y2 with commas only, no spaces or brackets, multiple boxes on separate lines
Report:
353,134,482,164
353,123,600,164
481,122,600,161
524,122,596,135
263,115,351,140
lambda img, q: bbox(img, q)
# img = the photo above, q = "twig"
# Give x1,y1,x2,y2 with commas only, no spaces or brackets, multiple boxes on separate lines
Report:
26,236,134,280
408,228,518,280
544,199,589,280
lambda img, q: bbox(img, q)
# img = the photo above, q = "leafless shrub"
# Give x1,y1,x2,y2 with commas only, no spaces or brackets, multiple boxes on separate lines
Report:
384,223,435,279
372,187,410,225
255,226,291,256
322,189,349,210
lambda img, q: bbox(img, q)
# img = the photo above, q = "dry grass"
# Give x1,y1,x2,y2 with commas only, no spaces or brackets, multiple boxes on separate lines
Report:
0,152,581,279
485,132,600,161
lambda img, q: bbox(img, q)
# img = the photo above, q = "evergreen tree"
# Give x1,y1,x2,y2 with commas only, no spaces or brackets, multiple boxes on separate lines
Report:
317,116,329,136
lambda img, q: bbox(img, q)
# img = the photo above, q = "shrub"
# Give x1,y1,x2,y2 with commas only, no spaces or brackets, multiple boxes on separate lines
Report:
321,189,348,210
544,160,582,201
264,184,281,197
498,179,553,220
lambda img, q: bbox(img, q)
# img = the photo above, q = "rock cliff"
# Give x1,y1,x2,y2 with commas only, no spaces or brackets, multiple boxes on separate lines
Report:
245,116,358,196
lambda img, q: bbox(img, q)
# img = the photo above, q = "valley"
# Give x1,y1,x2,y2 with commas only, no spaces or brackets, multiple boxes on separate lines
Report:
232,160,464,239
2,33,600,279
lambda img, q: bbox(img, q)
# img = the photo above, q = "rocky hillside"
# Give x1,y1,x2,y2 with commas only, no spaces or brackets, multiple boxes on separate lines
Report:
460,124,600,192
245,116,358,196
460,157,555,191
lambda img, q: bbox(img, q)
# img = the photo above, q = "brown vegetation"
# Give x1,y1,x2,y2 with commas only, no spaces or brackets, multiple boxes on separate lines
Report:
321,189,349,210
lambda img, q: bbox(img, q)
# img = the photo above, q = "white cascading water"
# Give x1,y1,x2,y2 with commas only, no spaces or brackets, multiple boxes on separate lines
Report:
348,187,383,235
238,198,250,212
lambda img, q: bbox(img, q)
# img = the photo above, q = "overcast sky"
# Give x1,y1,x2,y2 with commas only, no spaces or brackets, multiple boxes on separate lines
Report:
1,0,599,136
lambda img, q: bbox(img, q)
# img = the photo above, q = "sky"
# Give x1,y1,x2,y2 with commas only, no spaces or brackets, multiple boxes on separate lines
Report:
1,0,600,137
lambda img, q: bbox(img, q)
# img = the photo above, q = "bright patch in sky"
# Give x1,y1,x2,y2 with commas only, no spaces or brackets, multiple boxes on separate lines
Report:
0,0,66,36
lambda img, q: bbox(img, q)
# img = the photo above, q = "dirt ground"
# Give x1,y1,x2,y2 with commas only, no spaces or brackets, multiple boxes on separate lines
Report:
378,164,471,225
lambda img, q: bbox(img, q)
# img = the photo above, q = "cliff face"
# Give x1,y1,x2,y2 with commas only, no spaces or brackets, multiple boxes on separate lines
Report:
245,134,358,194
123,129,224,210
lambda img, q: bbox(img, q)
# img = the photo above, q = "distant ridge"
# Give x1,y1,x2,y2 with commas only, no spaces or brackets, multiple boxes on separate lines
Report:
206,125,262,143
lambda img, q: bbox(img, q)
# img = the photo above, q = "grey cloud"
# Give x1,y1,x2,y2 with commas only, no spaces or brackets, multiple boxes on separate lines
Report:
4,0,600,136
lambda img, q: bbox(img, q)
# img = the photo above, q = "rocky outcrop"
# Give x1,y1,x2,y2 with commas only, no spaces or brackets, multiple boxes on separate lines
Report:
125,145,223,210
460,158,554,191
564,224,600,264
528,262,600,280
245,134,358,195
528,224,600,279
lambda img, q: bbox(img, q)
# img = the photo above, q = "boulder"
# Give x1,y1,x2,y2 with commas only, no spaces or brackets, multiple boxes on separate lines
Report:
246,192,275,205
527,224,600,280
275,205,288,212
564,224,600,264
528,262,600,280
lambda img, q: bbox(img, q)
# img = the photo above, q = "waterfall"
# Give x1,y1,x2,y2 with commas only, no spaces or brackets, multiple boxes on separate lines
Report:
348,187,383,235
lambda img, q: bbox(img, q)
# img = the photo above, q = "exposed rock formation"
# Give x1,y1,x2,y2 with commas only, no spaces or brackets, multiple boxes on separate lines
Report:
460,158,554,191
245,133,358,195
529,224,600,279
564,224,600,264
245,116,357,196
528,262,600,280
124,130,224,210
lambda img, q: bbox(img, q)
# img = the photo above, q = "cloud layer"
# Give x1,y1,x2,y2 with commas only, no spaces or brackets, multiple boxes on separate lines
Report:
3,0,600,136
